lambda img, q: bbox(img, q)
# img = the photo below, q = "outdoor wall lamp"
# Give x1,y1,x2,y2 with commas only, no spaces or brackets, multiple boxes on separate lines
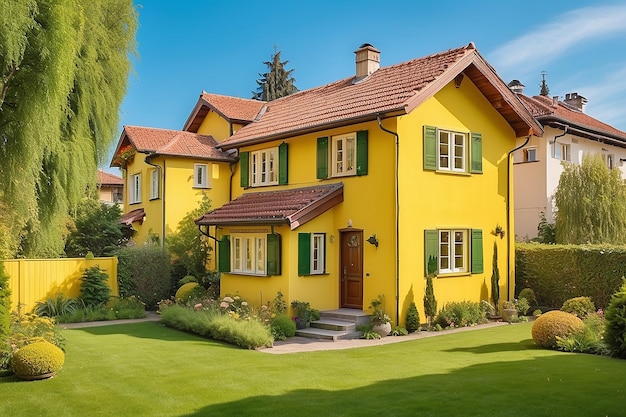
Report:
367,234,379,248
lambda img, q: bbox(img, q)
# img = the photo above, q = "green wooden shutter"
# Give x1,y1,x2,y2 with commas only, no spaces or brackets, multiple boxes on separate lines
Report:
471,229,483,273
423,125,437,170
471,132,483,174
278,142,288,185
239,152,249,188
298,233,311,276
316,137,328,179
356,130,368,176
218,235,231,273
266,233,281,275
424,229,438,277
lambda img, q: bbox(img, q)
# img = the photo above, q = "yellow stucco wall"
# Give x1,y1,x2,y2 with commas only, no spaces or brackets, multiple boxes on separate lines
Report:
196,110,233,142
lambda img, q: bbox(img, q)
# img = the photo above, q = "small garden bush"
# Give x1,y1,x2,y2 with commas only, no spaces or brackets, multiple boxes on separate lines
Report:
556,312,607,355
54,297,145,323
434,301,486,328
175,282,205,305
0,262,11,341
405,302,420,333
10,341,65,378
561,296,595,319
531,310,584,349
34,294,79,317
159,304,273,349
270,314,296,341
79,265,111,307
604,279,626,358
518,288,537,307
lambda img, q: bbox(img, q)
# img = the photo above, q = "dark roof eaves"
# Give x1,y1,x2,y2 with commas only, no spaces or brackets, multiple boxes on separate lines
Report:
538,115,626,146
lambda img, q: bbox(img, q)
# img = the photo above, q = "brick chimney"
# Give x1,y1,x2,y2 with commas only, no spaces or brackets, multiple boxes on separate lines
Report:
563,92,587,112
354,43,380,81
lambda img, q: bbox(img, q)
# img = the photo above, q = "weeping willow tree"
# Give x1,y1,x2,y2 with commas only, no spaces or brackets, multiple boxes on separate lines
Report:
554,154,626,244
252,48,298,101
0,0,137,257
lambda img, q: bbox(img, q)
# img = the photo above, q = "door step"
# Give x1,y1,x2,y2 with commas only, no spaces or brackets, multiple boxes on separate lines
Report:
295,309,371,341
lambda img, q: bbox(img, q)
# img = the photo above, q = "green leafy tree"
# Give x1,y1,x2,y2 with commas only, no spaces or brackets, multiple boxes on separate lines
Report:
65,198,129,257
0,0,138,258
252,48,298,101
0,262,11,340
554,154,626,244
167,193,213,284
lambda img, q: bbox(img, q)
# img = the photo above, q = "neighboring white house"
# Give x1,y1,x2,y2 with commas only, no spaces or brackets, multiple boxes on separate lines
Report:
510,83,626,240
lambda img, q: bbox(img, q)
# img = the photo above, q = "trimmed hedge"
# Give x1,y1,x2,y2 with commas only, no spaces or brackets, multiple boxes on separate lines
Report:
516,243,626,308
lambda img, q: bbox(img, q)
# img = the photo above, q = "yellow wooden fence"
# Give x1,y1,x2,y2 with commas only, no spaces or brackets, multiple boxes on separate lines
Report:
3,257,119,312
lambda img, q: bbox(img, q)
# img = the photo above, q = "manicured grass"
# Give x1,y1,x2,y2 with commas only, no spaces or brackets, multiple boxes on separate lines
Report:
1,322,625,416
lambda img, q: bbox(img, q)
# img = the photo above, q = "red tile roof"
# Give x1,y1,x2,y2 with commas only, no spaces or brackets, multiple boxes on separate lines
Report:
183,93,266,133
120,208,145,226
518,94,626,144
97,170,123,186
111,126,236,167
218,43,541,149
195,183,343,230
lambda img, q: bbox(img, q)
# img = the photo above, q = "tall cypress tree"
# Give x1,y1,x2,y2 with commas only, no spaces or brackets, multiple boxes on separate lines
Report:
252,48,298,101
0,0,138,257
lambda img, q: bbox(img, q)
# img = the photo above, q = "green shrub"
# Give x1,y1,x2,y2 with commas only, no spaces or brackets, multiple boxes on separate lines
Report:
390,326,408,336
556,313,607,355
434,301,487,328
10,341,64,378
561,296,596,319
159,304,273,349
108,296,146,320
405,302,420,333
518,288,537,306
0,261,11,341
516,297,530,316
270,314,296,341
531,310,584,349
175,282,205,305
604,279,626,358
178,275,197,285
79,265,111,307
33,294,79,317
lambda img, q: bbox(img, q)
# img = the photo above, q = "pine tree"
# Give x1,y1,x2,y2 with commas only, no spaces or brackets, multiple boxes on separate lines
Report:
491,242,500,311
554,154,626,244
0,0,137,257
539,71,550,96
252,48,298,101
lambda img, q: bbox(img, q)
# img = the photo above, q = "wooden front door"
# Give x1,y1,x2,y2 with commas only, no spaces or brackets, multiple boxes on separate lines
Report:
340,229,364,309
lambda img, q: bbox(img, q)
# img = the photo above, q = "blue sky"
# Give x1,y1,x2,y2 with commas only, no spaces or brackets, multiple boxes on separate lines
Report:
109,0,626,171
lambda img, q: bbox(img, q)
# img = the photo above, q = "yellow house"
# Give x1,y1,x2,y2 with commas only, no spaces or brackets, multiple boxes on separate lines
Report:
96,170,124,205
110,126,237,253
195,43,542,326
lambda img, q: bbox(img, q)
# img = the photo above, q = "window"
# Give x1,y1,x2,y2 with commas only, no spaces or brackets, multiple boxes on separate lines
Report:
316,131,368,179
523,147,537,162
554,143,570,161
129,173,141,204
240,143,288,188
424,229,483,276
298,233,326,275
150,169,159,200
603,154,615,170
218,234,281,276
251,148,277,186
194,164,210,188
112,187,123,203
439,130,466,172
423,126,482,174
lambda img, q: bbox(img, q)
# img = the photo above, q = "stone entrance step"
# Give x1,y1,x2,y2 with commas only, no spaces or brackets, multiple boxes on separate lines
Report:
295,308,371,341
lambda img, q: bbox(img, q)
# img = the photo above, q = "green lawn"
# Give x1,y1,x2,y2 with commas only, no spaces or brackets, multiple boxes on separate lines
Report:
1,322,624,417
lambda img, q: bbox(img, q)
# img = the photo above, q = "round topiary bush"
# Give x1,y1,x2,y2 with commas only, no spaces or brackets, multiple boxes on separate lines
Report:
531,310,584,349
11,341,65,380
175,282,205,304
561,296,595,319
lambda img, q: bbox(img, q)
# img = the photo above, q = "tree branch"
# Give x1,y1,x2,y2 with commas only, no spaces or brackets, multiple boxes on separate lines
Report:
0,64,19,112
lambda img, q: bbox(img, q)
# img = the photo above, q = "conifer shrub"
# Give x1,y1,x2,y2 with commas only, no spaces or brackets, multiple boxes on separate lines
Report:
79,265,111,307
604,279,626,358
532,310,584,349
11,341,65,378
405,302,421,333
561,296,595,319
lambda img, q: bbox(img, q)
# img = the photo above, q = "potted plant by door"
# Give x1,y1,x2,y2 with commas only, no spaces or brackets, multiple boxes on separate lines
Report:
291,300,312,329
369,295,392,337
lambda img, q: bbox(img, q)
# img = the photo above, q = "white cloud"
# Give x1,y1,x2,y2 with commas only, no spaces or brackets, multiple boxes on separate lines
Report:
489,5,626,73
579,65,626,131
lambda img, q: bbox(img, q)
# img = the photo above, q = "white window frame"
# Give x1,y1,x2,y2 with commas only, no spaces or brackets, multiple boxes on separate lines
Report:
332,133,357,177
438,130,466,172
311,233,325,274
554,143,570,161
603,153,615,170
129,173,141,204
250,148,277,186
194,163,210,188
150,169,159,200
231,234,266,276
438,229,468,274
523,147,537,162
